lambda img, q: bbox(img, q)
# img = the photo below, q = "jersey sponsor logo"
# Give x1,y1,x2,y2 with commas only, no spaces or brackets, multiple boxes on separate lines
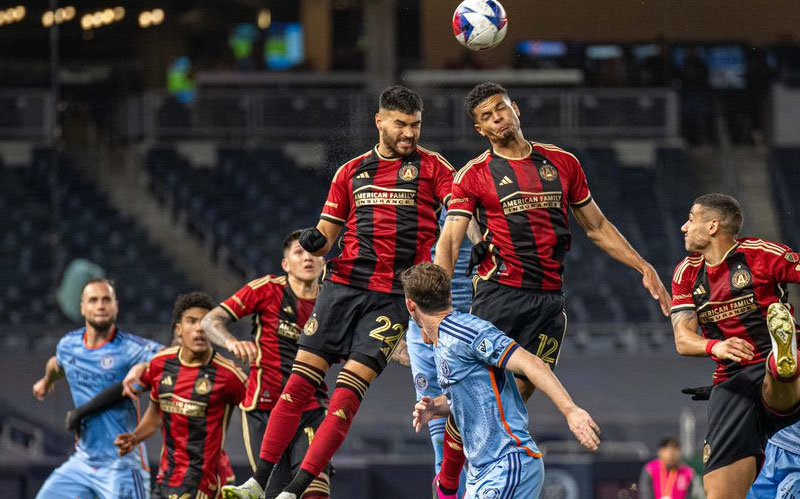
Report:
785,252,799,263
415,373,428,390
498,175,513,186
304,317,319,336
354,186,416,207
398,163,418,181
159,393,207,417
100,355,115,370
697,294,757,324
500,191,562,215
538,163,558,182
477,338,493,355
161,375,173,386
194,376,213,395
277,320,302,340
673,293,692,301
731,268,752,289
450,197,471,205
325,200,339,209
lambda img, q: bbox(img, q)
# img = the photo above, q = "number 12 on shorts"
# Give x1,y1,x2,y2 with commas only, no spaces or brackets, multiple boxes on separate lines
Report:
536,333,559,365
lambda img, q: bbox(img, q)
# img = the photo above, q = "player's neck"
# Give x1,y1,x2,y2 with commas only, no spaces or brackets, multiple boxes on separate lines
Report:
83,324,115,348
179,345,212,366
418,308,453,343
287,274,319,300
491,135,531,160
702,237,739,266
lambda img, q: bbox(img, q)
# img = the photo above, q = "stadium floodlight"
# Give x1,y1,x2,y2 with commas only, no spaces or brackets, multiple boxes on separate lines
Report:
138,11,151,28
150,9,164,25
113,7,125,21
80,14,92,30
101,9,113,25
64,6,75,21
42,11,54,27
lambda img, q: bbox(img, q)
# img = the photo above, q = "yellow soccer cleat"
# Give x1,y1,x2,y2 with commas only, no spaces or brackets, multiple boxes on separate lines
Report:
767,302,798,379
221,477,264,499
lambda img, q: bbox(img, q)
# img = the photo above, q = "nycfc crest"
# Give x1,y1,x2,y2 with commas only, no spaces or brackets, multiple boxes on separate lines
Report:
415,373,428,390
479,488,500,499
398,163,419,181
731,268,751,289
195,376,212,395
304,317,319,336
538,162,558,182
100,355,115,370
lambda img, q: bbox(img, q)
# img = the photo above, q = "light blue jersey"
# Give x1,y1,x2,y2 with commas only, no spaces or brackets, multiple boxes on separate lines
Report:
769,422,800,455
56,327,162,467
435,311,541,471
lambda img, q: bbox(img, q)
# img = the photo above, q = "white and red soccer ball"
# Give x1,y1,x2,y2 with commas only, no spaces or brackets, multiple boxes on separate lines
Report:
452,0,508,51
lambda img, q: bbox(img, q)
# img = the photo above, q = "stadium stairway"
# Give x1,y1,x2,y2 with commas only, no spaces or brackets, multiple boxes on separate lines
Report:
67,143,241,298
731,147,782,241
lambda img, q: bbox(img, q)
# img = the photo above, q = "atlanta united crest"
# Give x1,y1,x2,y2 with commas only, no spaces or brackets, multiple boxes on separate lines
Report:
731,269,751,289
398,163,418,181
304,317,319,336
195,376,212,395
538,163,558,182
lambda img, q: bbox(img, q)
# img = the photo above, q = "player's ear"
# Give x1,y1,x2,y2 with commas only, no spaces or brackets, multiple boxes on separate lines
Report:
375,112,382,130
512,101,521,117
707,218,719,236
281,257,290,273
473,122,486,137
404,298,415,315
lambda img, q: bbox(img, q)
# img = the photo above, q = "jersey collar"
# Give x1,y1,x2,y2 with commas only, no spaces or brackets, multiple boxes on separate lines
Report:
83,325,117,350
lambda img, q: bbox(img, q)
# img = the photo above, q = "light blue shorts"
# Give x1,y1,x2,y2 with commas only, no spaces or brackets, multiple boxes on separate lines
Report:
465,452,544,499
748,443,800,499
36,453,150,499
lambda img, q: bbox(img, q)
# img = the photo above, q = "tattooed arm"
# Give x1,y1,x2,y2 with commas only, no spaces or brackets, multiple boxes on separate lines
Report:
201,306,258,364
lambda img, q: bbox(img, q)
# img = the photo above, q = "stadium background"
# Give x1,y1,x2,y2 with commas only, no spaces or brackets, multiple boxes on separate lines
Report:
1,1,799,497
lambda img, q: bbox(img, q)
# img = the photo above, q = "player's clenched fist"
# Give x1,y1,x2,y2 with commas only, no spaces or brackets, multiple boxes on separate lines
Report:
299,227,327,253
225,339,258,365
711,337,755,363
114,433,138,456
565,406,601,452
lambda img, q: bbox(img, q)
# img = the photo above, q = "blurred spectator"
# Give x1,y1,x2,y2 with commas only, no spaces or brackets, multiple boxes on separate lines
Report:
745,47,773,145
638,437,704,499
676,47,714,145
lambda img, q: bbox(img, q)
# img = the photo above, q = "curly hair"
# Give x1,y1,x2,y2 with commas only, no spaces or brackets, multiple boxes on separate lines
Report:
172,291,216,325
464,82,508,121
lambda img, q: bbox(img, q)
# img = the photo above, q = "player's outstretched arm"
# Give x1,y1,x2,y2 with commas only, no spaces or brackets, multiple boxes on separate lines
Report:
671,310,754,361
434,214,470,277
201,306,257,365
32,356,64,401
412,395,449,433
504,347,600,451
66,381,126,435
114,401,161,456
572,200,670,316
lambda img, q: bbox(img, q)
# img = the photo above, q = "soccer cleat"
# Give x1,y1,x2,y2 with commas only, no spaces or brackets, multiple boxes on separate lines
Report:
221,477,264,499
432,475,458,499
275,493,297,499
767,302,798,379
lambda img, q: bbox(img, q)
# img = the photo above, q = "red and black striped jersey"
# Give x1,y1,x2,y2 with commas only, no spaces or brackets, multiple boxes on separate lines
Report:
142,347,246,497
448,142,591,290
221,275,327,412
671,238,800,383
320,145,455,294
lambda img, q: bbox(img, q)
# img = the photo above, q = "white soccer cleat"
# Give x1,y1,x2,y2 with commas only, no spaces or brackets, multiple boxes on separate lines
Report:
275,493,298,499
221,477,265,499
768,302,798,379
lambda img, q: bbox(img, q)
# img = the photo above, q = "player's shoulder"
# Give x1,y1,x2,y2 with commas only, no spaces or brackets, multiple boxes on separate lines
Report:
417,145,456,172
454,149,492,184
211,352,247,383
57,328,86,350
439,311,493,344
246,274,287,291
672,254,704,283
150,345,179,363
532,142,581,165
737,237,792,257
331,149,374,182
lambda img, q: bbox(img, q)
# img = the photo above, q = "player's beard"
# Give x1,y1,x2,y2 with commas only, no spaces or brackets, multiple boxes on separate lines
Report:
382,131,416,158
87,316,115,332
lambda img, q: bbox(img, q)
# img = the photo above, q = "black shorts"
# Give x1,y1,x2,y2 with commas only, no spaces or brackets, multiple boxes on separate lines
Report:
152,483,203,499
704,363,800,474
471,278,567,368
242,407,332,497
299,281,409,374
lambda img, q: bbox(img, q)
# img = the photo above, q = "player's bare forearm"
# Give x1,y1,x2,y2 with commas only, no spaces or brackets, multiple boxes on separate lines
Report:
390,338,411,367
44,355,64,384
466,218,483,245
434,214,470,276
506,347,577,415
671,310,707,356
133,401,161,443
201,307,237,347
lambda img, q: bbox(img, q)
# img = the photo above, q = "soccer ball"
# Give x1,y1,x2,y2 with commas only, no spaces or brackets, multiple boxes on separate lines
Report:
452,0,508,51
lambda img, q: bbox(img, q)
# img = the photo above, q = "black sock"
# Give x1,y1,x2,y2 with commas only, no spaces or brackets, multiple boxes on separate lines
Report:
283,469,316,496
438,480,458,496
254,459,275,489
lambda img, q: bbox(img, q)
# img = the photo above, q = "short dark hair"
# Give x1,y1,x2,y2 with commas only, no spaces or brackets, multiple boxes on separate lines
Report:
172,291,216,325
401,263,451,313
81,278,115,296
658,437,680,449
465,82,509,120
379,85,423,115
693,193,743,235
282,229,303,254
